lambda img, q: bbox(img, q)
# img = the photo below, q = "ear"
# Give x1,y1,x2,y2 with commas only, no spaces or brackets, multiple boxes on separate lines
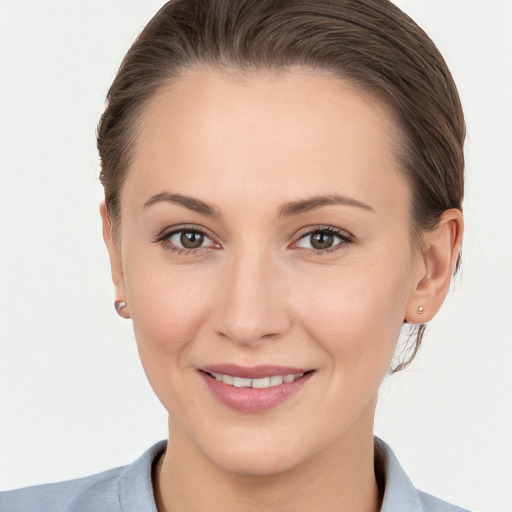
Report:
405,209,463,324
100,202,131,319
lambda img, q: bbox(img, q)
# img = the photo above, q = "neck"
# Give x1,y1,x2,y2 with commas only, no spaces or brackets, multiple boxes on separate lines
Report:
154,409,381,512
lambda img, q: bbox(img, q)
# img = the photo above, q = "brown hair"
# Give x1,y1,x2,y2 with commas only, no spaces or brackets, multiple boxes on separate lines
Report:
97,0,465,371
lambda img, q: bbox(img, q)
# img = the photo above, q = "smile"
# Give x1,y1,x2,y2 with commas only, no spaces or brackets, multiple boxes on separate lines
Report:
207,372,305,388
199,365,315,413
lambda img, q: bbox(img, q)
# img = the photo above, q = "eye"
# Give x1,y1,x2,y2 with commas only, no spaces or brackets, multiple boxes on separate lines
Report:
295,227,351,253
169,230,210,249
156,227,218,253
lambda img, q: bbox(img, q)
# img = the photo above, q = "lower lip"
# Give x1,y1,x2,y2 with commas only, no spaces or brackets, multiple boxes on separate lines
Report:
200,372,314,413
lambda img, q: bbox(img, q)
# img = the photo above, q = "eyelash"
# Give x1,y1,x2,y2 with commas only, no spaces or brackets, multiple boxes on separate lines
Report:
154,225,217,256
294,226,353,255
154,226,353,256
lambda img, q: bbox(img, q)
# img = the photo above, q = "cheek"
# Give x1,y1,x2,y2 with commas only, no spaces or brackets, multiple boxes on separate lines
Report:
292,253,412,373
128,274,205,353
122,252,217,405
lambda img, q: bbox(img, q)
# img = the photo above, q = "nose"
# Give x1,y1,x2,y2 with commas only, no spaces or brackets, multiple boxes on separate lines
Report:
212,248,292,345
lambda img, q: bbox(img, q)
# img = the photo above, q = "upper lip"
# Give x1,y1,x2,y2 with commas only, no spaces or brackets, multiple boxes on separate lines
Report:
200,364,311,379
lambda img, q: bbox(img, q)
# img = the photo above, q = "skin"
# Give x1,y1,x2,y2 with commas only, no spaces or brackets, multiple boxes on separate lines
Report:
101,68,463,512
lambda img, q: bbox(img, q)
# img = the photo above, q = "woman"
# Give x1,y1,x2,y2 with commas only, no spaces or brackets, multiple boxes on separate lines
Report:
1,0,470,510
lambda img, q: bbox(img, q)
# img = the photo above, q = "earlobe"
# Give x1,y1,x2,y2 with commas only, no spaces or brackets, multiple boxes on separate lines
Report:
405,209,463,324
100,202,130,318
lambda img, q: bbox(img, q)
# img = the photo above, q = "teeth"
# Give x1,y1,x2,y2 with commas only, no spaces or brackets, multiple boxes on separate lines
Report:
233,377,252,388
270,375,284,386
210,372,304,388
222,374,234,385
252,377,270,388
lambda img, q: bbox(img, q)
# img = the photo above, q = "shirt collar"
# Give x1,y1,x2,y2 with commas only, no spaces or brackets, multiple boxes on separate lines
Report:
375,437,425,512
118,440,166,512
118,438,424,512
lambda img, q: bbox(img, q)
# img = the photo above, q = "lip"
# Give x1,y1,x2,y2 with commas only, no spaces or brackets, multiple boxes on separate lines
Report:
201,364,310,379
199,364,315,413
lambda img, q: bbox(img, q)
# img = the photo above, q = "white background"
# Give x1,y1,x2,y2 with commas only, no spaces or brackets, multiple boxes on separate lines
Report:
0,1,511,511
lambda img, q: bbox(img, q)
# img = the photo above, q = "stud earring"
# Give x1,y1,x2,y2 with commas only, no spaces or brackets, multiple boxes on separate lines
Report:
115,300,127,314
417,306,424,315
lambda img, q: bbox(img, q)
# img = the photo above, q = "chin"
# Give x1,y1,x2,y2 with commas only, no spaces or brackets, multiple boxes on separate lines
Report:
194,424,320,477
208,444,302,477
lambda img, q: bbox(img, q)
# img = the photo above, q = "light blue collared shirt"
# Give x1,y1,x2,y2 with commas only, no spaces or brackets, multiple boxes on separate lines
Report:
0,438,470,511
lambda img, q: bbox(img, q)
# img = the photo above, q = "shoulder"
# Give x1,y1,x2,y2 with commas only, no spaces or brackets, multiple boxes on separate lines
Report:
417,490,471,512
0,441,166,512
375,437,472,512
0,466,124,512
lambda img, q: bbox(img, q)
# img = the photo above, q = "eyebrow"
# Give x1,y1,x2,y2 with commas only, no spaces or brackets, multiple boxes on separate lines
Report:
143,192,374,217
143,192,221,216
278,195,374,217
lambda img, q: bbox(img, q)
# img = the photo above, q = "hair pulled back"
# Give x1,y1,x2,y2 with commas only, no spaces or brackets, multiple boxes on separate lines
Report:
97,0,465,371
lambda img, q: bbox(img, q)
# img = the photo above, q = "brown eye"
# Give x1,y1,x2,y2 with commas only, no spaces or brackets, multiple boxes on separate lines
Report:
310,231,334,250
295,228,350,253
180,231,204,249
166,229,216,251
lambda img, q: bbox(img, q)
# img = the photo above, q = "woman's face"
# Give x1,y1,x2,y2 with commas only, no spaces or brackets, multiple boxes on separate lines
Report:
110,69,426,475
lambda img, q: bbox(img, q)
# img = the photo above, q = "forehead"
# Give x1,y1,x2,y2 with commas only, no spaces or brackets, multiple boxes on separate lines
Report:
125,67,409,217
